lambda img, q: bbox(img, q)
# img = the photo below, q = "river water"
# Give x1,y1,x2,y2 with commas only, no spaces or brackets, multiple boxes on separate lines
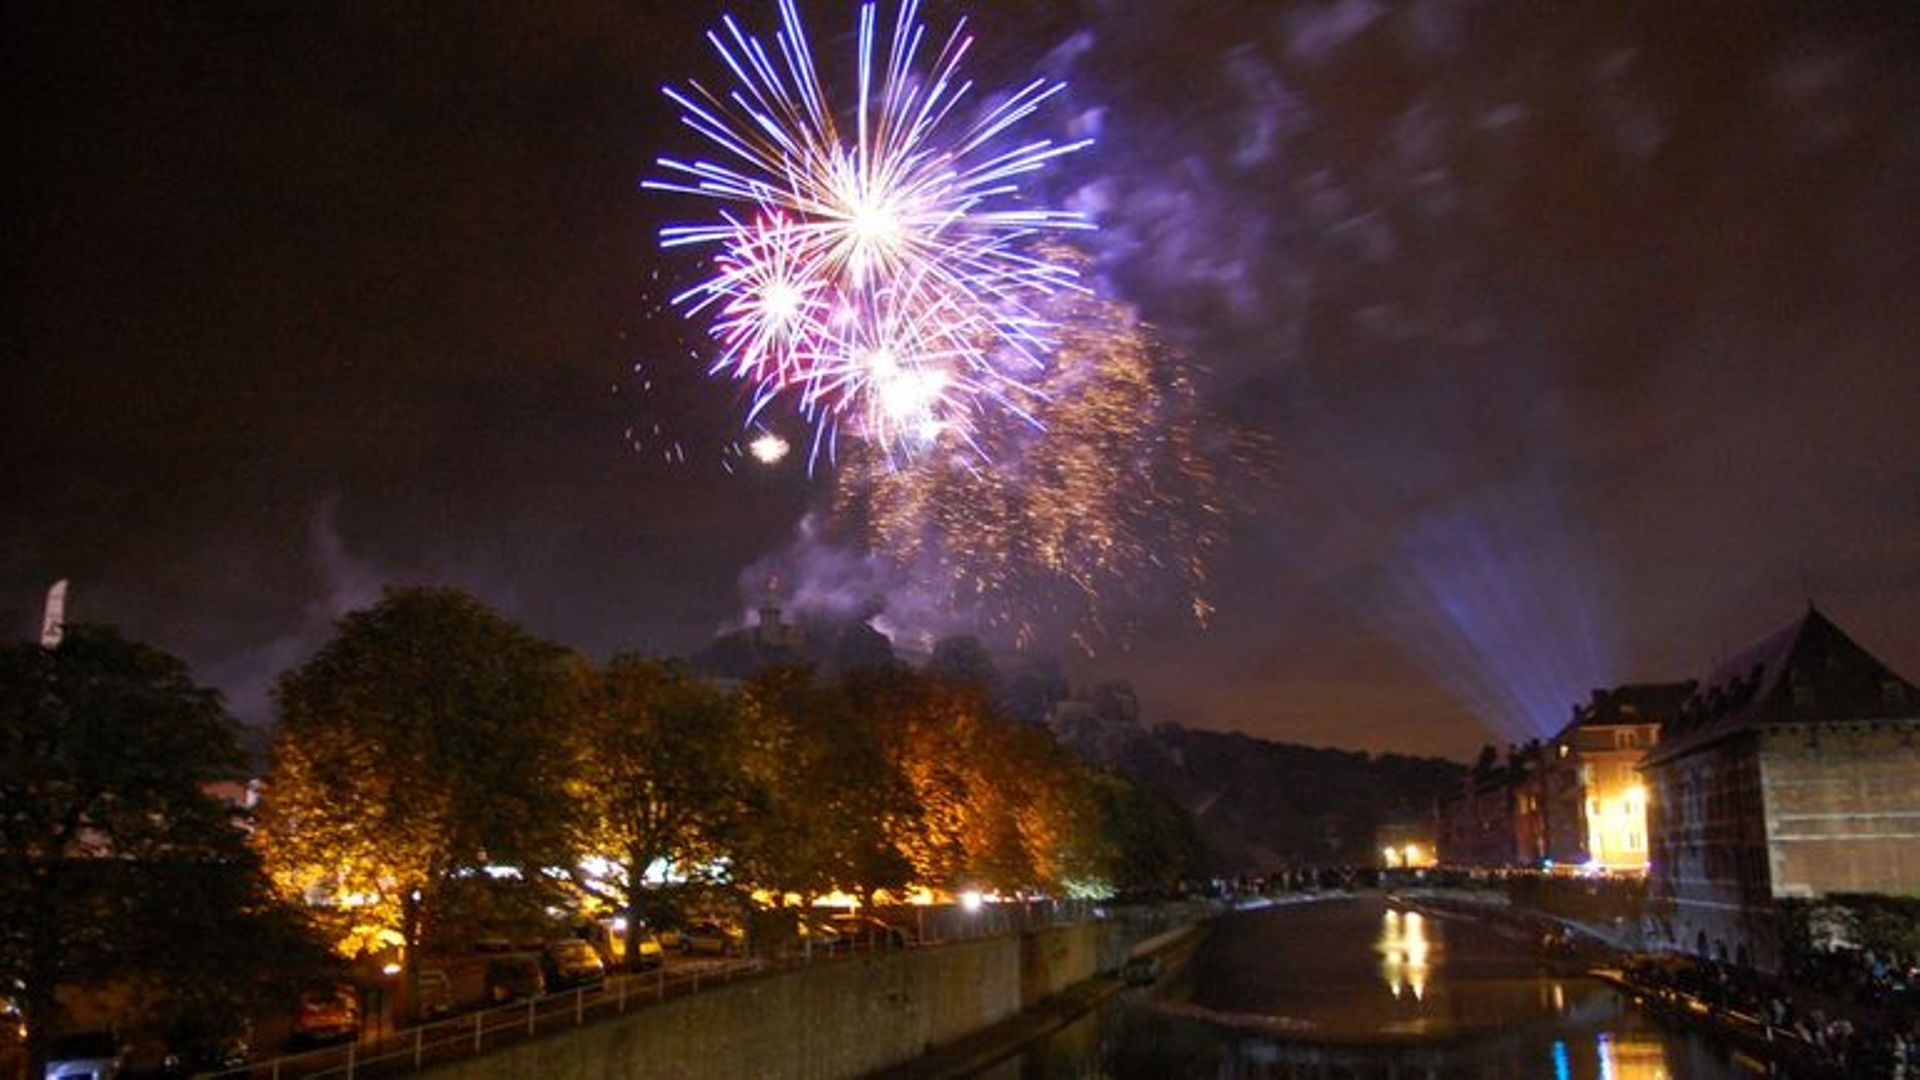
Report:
993,896,1752,1079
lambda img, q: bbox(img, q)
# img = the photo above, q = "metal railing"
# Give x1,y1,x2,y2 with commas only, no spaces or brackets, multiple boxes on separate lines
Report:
211,959,761,1080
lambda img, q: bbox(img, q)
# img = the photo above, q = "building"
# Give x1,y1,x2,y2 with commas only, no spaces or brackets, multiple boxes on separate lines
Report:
1436,744,1545,868
1641,607,1920,971
689,605,897,683
1543,682,1695,871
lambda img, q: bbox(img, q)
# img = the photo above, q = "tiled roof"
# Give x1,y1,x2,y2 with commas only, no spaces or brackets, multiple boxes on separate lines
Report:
1582,681,1696,726
1546,681,1694,745
1644,606,1920,765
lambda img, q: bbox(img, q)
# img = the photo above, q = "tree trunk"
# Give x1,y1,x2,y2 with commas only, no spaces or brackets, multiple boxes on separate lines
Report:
402,888,423,1021
623,847,646,973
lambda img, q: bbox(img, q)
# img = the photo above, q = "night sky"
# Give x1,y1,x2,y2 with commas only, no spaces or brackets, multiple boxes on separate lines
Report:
6,1,1917,761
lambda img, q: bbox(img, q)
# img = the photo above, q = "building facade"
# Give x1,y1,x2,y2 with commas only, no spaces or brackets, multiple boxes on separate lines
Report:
1642,608,1920,971
1436,763,1519,868
1544,682,1694,871
1436,744,1545,868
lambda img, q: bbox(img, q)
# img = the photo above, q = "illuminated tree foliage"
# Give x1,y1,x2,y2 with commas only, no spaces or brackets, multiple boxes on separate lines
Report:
875,670,1109,895
254,588,581,975
727,665,1116,902
252,591,1195,964
736,667,916,904
0,626,326,1075
568,655,760,968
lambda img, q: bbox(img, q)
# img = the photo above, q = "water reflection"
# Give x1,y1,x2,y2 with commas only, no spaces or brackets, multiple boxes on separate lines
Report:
1549,1031,1674,1080
1013,898,1738,1079
1597,1030,1673,1080
1375,908,1431,1001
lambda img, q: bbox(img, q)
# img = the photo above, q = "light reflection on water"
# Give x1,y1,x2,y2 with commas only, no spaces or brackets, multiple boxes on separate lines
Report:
1376,907,1431,1001
1004,898,1736,1079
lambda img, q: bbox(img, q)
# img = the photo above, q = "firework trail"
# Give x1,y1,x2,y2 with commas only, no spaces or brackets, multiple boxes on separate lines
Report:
646,0,1092,464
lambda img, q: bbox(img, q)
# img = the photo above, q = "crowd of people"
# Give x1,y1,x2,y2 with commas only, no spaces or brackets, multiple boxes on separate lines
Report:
1789,945,1920,1018
1619,950,1919,1078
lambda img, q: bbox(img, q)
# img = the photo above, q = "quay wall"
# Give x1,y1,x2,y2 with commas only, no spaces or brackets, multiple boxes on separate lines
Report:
423,917,1161,1080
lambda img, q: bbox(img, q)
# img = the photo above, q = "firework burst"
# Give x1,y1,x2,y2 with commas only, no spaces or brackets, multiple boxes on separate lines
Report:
646,0,1091,461
836,266,1245,651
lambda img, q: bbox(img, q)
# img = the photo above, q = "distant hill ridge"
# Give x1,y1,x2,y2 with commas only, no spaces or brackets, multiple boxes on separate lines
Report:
1047,688,1464,873
688,615,1465,873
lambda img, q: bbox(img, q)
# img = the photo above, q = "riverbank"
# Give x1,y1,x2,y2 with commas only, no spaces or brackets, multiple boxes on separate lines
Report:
1393,887,1913,1078
1590,967,1843,1080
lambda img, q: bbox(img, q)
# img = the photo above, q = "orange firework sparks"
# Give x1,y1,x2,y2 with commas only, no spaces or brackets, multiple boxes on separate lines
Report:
836,255,1248,650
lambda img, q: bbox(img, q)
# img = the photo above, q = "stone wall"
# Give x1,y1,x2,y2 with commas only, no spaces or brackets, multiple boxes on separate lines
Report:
1019,922,1107,1006
426,938,1015,1080
424,924,1124,1080
1763,723,1920,898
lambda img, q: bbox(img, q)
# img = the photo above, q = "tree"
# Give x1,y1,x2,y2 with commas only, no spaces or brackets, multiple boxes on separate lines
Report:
254,588,582,989
868,671,981,890
964,708,1108,894
569,655,758,969
0,626,326,1075
736,667,916,904
1089,771,1204,896
868,668,1110,897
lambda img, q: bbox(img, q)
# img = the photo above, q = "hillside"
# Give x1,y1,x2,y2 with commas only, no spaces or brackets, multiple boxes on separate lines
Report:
1048,685,1464,872
683,620,1465,874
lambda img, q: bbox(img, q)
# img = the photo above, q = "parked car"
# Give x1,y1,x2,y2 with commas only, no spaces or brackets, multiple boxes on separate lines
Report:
158,1019,251,1078
626,927,665,969
796,916,845,954
484,955,546,1003
678,918,746,956
44,1031,127,1079
541,939,606,990
413,968,457,1020
291,984,360,1047
830,913,911,949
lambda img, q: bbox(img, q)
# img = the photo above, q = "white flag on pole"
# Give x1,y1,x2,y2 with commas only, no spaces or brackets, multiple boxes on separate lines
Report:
41,579,67,648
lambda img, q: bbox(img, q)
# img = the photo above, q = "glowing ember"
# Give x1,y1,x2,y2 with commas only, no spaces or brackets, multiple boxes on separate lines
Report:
750,432,792,465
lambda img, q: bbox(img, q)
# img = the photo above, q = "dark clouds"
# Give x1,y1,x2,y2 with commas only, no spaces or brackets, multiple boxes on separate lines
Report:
5,1,1916,759
1042,0,1920,753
